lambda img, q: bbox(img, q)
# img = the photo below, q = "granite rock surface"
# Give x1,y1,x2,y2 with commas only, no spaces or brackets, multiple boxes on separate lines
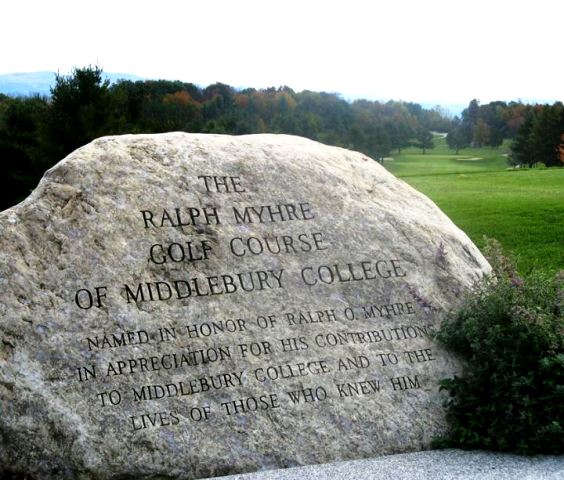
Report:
0,133,490,479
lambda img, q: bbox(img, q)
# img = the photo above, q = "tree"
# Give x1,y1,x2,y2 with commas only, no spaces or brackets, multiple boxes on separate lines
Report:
415,128,434,154
447,117,471,154
389,122,413,153
45,66,112,160
558,133,564,166
509,112,535,167
464,99,480,126
202,82,236,120
473,119,491,147
0,96,50,209
479,101,507,147
529,103,564,167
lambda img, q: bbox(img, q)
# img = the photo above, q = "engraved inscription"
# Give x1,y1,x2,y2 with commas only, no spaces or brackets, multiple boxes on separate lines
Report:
70,173,442,434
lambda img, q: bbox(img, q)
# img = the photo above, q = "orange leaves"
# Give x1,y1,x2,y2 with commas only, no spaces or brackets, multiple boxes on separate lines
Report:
558,133,564,165
163,90,198,107
234,94,249,109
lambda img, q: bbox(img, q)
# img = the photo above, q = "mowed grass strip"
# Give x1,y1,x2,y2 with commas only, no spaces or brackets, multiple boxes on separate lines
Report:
384,136,564,275
385,136,510,177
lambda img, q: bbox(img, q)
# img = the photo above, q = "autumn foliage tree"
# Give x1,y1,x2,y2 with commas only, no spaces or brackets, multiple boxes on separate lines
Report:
558,134,564,166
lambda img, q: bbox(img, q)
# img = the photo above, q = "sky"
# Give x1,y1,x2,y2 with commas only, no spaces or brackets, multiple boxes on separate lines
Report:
2,0,562,106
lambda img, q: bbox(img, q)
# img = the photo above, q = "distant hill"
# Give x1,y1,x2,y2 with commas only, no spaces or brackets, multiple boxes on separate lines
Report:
0,71,144,97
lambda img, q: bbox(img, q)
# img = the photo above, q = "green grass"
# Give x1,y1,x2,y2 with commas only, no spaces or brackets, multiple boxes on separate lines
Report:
386,136,510,177
384,136,564,275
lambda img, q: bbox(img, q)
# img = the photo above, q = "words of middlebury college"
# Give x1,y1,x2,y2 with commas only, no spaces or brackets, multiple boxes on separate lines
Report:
71,174,436,432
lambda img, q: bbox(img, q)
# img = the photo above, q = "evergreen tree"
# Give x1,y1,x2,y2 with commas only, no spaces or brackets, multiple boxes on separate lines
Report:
45,66,112,160
509,112,535,167
529,103,564,167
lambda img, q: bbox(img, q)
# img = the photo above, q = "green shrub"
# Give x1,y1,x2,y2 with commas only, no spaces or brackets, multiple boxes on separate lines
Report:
434,239,563,454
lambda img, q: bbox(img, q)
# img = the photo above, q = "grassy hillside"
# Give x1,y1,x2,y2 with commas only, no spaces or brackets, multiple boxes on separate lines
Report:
384,136,564,275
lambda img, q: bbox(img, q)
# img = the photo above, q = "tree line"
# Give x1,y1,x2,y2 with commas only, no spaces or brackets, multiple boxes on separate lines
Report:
0,66,562,210
0,66,449,209
448,99,564,168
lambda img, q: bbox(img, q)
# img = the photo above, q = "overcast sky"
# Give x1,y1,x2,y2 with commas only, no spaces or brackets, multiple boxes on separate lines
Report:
2,0,562,105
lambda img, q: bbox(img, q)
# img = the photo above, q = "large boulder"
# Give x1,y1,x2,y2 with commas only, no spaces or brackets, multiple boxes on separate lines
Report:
0,133,490,479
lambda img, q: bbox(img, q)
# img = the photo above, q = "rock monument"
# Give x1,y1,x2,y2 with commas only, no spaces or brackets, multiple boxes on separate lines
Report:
0,133,490,479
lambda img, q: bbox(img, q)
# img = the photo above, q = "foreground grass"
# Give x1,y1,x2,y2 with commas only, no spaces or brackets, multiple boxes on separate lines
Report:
384,137,564,275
